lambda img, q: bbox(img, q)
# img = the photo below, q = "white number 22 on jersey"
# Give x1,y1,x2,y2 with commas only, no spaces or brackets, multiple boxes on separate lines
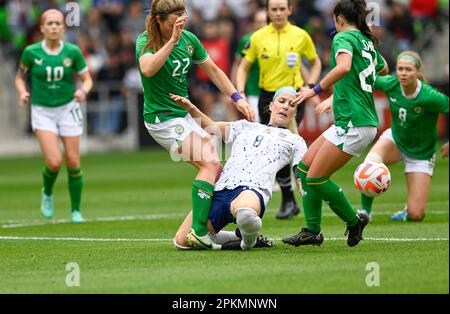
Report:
172,58,190,77
359,51,376,93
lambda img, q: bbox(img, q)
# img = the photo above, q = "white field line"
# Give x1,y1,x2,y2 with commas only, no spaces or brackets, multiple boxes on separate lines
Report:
0,236,447,242
0,200,448,228
0,213,185,229
1,209,448,229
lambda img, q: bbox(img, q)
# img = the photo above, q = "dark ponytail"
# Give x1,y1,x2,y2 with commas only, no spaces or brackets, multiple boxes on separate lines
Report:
333,0,378,44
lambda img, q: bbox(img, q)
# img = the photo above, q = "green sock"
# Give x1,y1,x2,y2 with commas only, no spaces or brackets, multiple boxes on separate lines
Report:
192,180,214,236
297,162,322,233
361,193,374,215
306,177,359,227
68,168,83,213
43,166,59,196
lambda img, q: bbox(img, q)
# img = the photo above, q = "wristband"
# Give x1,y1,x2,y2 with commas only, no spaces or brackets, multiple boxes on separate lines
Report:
231,92,243,103
79,87,88,96
313,83,324,95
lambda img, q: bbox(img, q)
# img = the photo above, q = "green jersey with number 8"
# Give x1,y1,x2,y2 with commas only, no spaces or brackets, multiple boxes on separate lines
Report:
20,41,88,107
330,30,386,130
136,30,208,124
374,75,449,160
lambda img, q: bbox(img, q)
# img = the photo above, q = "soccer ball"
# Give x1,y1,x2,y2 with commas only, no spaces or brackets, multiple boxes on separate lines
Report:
353,161,391,197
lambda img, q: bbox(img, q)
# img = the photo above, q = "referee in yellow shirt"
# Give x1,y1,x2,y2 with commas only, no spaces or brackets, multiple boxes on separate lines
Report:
236,0,322,219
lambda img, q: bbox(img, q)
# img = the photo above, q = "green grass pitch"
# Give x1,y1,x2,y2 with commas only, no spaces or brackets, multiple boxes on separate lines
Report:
0,149,448,293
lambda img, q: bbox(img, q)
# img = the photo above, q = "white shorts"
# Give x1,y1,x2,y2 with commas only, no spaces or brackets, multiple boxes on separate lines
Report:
144,114,209,158
31,100,83,137
323,124,377,157
380,128,435,176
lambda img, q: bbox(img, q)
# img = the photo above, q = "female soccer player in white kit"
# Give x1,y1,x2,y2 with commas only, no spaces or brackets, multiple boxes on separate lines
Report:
171,87,308,250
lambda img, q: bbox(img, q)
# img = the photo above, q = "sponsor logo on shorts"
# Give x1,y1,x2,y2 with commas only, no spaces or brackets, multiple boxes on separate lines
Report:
335,126,346,137
175,125,185,135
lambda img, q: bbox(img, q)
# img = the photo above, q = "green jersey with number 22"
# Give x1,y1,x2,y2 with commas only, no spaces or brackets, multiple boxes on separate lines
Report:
136,30,208,124
330,30,386,131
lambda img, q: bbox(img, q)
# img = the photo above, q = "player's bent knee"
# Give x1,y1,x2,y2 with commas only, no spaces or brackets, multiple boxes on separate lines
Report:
47,158,62,171
173,234,192,250
66,157,80,169
236,208,262,235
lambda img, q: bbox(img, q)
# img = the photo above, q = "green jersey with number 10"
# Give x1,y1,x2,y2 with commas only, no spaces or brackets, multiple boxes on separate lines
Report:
20,41,88,107
136,30,208,124
330,30,386,130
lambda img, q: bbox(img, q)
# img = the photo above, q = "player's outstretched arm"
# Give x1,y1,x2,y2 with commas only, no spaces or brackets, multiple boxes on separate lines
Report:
199,58,255,121
293,52,352,105
169,94,230,141
74,71,93,102
15,65,30,106
315,95,333,115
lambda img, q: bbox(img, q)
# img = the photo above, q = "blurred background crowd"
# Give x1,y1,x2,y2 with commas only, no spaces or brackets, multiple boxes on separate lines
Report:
0,0,448,141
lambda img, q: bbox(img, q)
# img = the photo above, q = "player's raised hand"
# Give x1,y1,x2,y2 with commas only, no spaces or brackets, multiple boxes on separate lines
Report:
315,96,333,114
169,93,194,111
235,99,256,121
292,87,315,105
19,91,30,106
170,14,187,44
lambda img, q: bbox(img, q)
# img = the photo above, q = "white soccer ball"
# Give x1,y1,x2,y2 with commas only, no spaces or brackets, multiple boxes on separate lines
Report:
354,161,391,197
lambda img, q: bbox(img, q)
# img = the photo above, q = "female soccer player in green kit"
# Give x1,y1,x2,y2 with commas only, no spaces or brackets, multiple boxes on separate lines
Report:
136,0,255,249
358,51,449,222
15,9,93,223
282,0,389,247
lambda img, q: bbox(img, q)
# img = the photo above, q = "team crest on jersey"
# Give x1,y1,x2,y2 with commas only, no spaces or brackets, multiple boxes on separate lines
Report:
175,125,185,135
63,58,73,67
413,106,423,114
186,44,194,56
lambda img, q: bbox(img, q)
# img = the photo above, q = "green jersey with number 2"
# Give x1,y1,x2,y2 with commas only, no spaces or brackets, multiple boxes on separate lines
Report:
375,75,449,160
136,30,208,124
330,30,386,130
20,41,88,107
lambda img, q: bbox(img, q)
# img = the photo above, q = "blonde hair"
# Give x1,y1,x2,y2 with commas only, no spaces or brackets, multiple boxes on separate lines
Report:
287,117,298,134
271,86,299,134
397,51,428,83
142,0,185,53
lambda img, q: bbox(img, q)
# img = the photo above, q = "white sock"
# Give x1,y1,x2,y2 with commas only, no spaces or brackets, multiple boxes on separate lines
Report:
364,152,383,163
210,230,240,245
235,207,262,250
